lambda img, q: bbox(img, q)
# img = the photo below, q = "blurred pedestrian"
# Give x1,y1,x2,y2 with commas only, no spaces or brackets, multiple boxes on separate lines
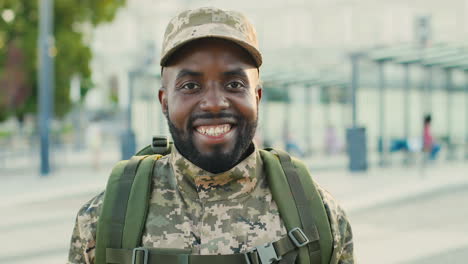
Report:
325,124,342,155
423,114,441,160
86,118,102,170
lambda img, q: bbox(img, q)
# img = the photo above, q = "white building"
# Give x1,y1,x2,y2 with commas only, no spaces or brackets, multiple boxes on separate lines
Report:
88,0,468,151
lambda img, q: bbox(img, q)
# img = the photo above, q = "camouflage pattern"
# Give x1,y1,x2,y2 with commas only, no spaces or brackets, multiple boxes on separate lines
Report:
68,192,104,264
318,187,355,264
67,147,354,263
141,148,286,254
160,7,262,67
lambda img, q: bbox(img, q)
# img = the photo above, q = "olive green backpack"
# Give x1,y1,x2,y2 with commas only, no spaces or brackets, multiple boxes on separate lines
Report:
95,137,333,264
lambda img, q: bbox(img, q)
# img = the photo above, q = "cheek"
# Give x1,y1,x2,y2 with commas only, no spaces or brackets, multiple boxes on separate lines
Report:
167,95,197,129
233,95,258,120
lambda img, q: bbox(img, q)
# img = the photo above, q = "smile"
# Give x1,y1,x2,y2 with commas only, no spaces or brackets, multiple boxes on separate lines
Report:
195,124,232,137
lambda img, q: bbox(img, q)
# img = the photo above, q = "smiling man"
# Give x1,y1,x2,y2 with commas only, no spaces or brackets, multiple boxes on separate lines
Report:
161,38,260,173
68,7,354,264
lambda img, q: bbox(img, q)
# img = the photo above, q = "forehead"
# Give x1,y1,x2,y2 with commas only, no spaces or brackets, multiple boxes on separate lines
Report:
165,38,257,70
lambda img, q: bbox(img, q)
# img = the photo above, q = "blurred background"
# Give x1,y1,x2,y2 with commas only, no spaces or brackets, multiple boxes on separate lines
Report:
1,0,467,263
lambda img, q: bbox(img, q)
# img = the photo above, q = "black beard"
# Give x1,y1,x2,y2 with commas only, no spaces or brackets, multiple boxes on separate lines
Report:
166,111,257,173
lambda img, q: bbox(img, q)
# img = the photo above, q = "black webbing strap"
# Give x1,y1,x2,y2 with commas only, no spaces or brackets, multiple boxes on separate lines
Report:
269,149,321,264
106,230,309,264
108,155,148,249
107,248,245,264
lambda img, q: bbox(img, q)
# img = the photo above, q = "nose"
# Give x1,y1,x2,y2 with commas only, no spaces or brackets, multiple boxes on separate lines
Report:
199,86,229,113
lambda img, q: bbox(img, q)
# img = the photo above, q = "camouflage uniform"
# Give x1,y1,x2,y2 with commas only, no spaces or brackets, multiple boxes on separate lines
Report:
68,147,354,264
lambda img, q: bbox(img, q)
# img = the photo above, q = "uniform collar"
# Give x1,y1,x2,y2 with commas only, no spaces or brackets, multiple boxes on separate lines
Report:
170,145,259,202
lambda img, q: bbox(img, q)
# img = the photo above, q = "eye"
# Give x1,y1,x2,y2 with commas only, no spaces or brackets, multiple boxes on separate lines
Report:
226,81,246,90
180,82,201,92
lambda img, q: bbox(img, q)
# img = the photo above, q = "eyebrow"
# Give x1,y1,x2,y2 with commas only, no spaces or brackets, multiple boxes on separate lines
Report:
176,69,203,79
175,68,249,80
223,68,248,79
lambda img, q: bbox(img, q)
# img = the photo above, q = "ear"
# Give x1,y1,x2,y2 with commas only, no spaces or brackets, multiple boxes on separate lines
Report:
158,88,168,115
255,85,262,104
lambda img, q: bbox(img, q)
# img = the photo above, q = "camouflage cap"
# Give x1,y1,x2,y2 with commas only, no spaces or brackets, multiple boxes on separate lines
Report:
160,7,262,67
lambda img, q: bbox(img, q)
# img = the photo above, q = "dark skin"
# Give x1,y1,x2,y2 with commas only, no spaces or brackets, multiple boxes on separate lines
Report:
159,38,262,173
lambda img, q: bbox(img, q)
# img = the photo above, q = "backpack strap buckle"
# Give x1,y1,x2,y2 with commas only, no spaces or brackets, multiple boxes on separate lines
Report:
244,242,281,264
151,136,170,155
288,227,310,248
132,247,148,264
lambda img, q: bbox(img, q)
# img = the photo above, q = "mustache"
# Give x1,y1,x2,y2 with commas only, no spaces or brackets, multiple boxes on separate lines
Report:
189,112,240,124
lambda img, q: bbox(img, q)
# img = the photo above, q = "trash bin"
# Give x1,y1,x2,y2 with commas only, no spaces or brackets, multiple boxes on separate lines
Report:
346,127,368,172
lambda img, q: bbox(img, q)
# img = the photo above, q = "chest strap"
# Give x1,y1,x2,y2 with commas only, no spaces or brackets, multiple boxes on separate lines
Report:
266,149,322,264
106,227,310,264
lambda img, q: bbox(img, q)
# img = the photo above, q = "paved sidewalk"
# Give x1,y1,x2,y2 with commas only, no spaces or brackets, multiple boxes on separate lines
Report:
2,147,467,213
310,160,468,213
0,148,119,208
1,148,467,264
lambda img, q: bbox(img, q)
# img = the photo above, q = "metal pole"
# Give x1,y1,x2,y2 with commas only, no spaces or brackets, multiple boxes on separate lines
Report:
445,69,454,160
70,75,82,150
350,54,359,128
323,86,331,155
425,66,433,114
38,0,54,176
304,85,311,154
378,61,387,167
283,85,291,149
347,53,367,172
121,71,137,160
127,72,134,131
323,86,331,127
465,70,468,160
403,63,410,164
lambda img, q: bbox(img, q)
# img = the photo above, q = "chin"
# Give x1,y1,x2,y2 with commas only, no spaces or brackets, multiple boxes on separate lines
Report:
197,144,234,157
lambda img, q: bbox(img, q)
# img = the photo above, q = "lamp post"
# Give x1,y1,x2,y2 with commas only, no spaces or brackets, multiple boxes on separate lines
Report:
459,67,468,160
121,71,137,160
466,70,468,160
444,68,454,160
402,63,411,164
346,52,368,172
304,85,312,154
121,42,155,160
377,60,387,167
350,53,359,129
38,0,54,176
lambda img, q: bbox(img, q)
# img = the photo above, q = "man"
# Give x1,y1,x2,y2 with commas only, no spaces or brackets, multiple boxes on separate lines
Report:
68,7,354,264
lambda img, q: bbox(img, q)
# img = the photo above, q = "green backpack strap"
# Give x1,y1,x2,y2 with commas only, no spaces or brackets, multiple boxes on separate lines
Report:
260,149,333,264
95,154,161,264
122,155,162,248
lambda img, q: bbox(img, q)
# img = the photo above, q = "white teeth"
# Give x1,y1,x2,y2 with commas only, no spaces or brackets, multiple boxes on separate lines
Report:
196,124,231,136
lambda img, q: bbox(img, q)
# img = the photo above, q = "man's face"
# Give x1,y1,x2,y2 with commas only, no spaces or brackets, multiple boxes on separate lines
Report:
159,38,262,173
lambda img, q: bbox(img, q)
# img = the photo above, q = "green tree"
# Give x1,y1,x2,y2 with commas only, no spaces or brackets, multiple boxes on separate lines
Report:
0,0,126,121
